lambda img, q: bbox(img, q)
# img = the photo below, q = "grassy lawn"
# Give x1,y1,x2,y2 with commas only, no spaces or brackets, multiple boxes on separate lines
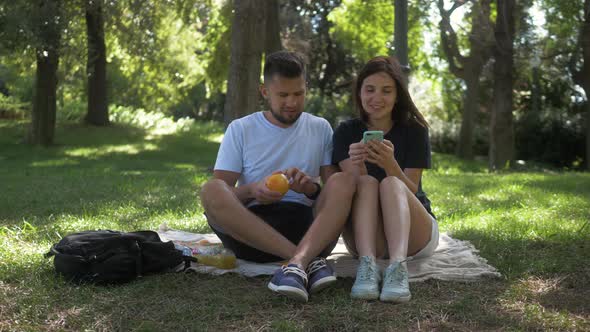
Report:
1,117,588,331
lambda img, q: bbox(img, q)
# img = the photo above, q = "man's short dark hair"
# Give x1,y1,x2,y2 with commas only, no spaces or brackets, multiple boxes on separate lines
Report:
263,51,306,83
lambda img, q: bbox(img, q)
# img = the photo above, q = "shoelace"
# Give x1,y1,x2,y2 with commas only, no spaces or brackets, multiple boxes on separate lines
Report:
384,260,409,285
282,265,308,286
358,258,379,281
307,258,327,275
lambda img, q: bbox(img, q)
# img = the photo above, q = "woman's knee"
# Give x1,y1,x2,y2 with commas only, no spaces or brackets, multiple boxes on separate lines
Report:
379,176,407,196
357,174,379,189
325,171,356,193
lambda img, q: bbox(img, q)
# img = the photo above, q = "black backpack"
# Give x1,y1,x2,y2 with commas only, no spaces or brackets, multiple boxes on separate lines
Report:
45,230,195,284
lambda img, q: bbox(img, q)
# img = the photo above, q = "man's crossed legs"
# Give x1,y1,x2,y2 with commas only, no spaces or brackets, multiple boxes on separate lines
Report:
200,172,355,302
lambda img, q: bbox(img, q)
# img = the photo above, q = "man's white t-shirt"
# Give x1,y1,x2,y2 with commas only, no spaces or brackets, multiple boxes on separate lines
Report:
214,111,333,207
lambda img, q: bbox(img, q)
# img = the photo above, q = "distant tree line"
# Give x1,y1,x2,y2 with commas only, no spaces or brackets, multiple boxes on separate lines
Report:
0,0,588,171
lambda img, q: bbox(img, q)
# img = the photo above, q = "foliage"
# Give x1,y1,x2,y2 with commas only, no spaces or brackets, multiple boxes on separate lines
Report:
104,3,204,114
1,1,222,121
0,119,588,331
0,94,29,116
198,0,233,97
0,1,588,165
328,0,394,62
280,0,356,120
109,104,197,134
306,90,354,126
511,0,588,168
541,0,584,67
516,113,586,168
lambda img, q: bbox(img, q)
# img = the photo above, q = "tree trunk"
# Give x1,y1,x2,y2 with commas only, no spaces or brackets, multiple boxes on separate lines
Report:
582,0,590,170
28,0,61,146
457,74,480,159
85,0,109,126
394,0,409,70
438,0,494,160
489,0,515,171
28,49,59,146
264,0,282,55
586,100,590,170
223,0,267,126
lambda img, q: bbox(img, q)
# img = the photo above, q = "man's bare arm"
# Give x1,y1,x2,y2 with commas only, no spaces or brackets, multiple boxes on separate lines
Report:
213,170,255,204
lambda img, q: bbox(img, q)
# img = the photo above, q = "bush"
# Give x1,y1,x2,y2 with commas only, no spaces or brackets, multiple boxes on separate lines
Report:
109,105,196,133
428,119,489,157
0,94,28,119
57,99,86,122
516,114,586,169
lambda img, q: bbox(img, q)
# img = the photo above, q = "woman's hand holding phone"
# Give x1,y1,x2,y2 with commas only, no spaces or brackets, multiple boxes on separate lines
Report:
366,139,395,170
348,141,368,166
348,130,383,166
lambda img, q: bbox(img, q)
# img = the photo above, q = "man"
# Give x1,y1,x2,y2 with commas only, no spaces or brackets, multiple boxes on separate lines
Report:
200,51,355,302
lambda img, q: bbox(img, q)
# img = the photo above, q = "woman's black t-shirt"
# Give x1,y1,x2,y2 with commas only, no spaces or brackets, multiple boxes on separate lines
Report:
332,118,435,218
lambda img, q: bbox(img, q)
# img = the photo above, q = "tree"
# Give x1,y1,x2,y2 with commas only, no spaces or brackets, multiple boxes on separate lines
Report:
85,0,109,126
284,0,353,97
542,0,590,169
394,0,409,69
489,0,516,170
28,0,63,146
265,0,282,54
573,0,590,169
223,0,269,126
0,0,65,145
329,0,394,63
437,0,495,159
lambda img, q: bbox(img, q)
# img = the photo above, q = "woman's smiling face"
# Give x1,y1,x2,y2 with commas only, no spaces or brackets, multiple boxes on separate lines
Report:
360,71,397,122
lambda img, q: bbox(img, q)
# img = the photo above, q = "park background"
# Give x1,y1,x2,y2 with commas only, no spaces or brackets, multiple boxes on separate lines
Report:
1,0,589,331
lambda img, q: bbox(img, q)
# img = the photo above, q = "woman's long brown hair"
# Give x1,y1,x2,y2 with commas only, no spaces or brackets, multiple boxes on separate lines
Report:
353,56,428,128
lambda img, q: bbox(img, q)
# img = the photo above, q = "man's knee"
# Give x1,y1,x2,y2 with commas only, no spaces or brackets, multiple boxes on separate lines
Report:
200,178,231,210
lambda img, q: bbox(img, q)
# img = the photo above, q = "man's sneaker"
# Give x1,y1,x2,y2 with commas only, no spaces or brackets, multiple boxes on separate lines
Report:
351,256,381,300
379,260,411,303
307,257,337,294
268,264,309,302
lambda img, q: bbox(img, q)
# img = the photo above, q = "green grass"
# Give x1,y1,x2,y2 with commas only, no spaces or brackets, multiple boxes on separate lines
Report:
1,118,588,331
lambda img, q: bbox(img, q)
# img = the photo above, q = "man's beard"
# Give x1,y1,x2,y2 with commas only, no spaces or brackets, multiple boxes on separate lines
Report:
270,108,301,125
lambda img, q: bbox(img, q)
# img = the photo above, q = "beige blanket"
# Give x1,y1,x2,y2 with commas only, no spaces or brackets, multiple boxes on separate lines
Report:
158,227,501,282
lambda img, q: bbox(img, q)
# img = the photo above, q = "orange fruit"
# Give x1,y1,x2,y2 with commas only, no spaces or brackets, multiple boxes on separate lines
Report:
265,173,289,194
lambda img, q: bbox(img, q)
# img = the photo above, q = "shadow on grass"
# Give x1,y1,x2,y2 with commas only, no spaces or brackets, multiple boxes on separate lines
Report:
451,226,589,316
523,172,590,196
428,172,590,222
430,152,488,173
0,121,220,230
9,263,584,331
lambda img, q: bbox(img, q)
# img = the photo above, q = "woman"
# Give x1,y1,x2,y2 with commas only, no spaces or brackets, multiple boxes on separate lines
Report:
332,56,438,302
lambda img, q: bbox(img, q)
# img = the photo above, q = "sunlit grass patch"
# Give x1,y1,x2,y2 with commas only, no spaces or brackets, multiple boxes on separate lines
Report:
206,132,224,143
29,158,80,167
63,143,160,157
498,276,590,331
0,117,588,331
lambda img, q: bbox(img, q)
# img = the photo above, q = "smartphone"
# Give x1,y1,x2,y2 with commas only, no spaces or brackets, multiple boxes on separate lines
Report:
363,130,384,143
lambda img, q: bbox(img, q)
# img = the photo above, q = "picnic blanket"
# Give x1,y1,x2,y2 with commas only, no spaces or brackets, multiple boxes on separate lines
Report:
158,225,501,282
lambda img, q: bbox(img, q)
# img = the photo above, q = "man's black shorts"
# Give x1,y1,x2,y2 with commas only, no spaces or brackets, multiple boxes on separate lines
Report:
207,202,336,263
